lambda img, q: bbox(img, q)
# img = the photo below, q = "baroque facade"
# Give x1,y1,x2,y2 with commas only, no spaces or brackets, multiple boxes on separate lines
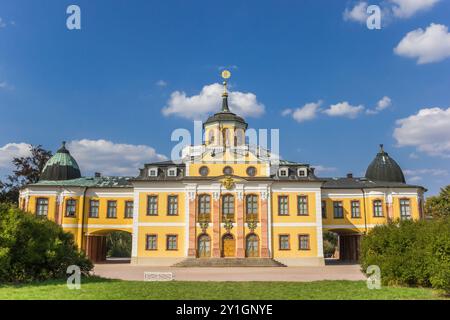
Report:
19,81,425,266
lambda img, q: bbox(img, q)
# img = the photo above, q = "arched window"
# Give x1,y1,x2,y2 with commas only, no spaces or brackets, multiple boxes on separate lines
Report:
208,130,215,144
222,128,230,146
246,234,259,257
222,194,235,220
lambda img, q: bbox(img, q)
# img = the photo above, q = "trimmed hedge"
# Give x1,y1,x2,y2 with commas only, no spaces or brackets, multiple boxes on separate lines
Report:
360,218,450,293
0,203,92,283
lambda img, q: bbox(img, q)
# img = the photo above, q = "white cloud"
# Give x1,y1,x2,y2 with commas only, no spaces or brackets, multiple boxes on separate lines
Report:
156,80,167,87
404,168,448,183
344,1,440,24
312,165,338,174
161,83,265,120
284,101,322,123
366,96,392,114
343,2,368,23
67,139,167,176
394,23,450,64
323,101,364,119
0,143,32,176
390,0,440,18
393,107,450,157
0,18,6,28
281,109,292,116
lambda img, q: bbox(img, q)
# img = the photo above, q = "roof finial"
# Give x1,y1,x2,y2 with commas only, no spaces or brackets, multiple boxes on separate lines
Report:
62,141,66,148
379,144,384,153
221,70,231,112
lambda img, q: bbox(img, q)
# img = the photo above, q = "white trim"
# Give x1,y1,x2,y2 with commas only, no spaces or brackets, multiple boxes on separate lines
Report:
315,191,324,258
267,185,272,257
272,222,317,227
323,224,381,229
62,224,133,229
131,189,140,258
138,222,186,227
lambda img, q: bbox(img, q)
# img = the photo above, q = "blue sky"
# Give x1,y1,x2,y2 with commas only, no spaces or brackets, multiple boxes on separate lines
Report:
0,0,449,195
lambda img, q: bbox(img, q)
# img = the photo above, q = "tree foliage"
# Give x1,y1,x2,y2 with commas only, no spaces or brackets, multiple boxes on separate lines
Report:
425,185,450,218
0,203,92,283
0,145,52,204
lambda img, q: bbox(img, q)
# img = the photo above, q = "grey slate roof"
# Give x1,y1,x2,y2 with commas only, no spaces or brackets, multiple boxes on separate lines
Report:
322,176,424,190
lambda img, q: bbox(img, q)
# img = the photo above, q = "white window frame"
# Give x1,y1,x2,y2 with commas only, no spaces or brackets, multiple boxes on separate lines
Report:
278,167,289,177
297,168,307,177
148,167,158,177
167,167,177,177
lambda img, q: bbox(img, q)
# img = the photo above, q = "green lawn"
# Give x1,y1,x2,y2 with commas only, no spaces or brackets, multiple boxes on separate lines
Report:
0,277,445,300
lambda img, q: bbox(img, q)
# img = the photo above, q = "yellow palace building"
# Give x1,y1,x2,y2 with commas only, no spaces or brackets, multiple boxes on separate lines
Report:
19,78,426,267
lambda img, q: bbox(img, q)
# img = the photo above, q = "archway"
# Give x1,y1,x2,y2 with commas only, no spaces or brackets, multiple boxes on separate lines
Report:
246,233,259,257
85,230,132,263
324,228,362,263
198,234,211,258
222,233,235,257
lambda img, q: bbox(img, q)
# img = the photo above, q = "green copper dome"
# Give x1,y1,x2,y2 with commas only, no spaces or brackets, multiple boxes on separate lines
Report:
40,142,81,181
365,145,405,183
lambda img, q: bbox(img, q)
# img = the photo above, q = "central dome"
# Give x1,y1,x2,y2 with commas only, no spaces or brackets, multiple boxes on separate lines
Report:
40,142,81,181
365,145,405,183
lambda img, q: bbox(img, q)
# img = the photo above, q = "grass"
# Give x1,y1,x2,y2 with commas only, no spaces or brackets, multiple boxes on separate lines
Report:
0,277,446,300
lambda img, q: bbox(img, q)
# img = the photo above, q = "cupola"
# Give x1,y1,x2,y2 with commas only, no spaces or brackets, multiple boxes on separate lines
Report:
40,141,81,181
365,144,405,183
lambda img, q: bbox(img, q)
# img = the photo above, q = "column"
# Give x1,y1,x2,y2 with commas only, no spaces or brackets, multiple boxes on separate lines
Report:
260,191,270,258
187,191,197,257
236,190,245,258
212,191,221,258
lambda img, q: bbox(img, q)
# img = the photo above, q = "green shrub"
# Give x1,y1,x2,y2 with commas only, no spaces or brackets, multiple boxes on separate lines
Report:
360,218,450,293
0,203,93,283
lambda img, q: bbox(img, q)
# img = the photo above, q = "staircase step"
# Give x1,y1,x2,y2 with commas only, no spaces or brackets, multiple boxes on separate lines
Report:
173,258,286,267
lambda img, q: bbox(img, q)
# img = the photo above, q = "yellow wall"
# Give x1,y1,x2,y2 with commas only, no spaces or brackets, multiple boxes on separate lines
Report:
138,192,185,222
272,227,318,258
271,192,317,223
138,226,185,257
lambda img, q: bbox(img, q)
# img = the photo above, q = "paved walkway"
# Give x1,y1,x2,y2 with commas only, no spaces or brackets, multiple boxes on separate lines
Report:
93,263,366,282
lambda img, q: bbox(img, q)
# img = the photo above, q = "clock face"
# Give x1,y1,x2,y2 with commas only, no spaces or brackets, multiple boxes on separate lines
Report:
221,70,231,79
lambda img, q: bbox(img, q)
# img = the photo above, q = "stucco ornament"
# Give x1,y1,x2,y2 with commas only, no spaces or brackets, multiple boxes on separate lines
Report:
222,176,235,190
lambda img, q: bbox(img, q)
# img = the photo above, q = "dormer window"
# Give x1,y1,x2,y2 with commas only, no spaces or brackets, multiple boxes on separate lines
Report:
168,167,177,177
148,167,158,177
297,168,307,177
278,167,289,177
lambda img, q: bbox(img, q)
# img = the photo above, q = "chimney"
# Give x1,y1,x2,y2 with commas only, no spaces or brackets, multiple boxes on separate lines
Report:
347,173,353,178
95,172,101,178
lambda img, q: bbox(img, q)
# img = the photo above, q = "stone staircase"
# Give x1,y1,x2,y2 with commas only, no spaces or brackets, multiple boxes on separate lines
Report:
173,258,286,267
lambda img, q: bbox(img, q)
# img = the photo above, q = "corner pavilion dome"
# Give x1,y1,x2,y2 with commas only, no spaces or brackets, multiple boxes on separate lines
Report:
40,141,81,181
365,144,406,183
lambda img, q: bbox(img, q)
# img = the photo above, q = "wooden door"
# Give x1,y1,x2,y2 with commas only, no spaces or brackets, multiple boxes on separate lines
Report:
222,234,235,257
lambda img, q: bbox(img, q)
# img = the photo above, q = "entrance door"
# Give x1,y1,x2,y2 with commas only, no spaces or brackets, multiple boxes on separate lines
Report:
222,234,235,257
198,234,211,258
339,234,361,262
246,234,259,257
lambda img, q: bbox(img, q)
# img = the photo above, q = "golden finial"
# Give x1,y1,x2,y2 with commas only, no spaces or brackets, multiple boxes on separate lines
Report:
221,70,231,96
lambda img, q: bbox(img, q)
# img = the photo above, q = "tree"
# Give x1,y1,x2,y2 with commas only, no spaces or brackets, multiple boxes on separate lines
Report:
0,145,52,204
0,203,92,283
425,185,450,218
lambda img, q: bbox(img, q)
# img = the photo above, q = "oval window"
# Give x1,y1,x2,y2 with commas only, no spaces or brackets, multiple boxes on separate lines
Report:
199,166,209,177
246,166,256,177
223,166,233,175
